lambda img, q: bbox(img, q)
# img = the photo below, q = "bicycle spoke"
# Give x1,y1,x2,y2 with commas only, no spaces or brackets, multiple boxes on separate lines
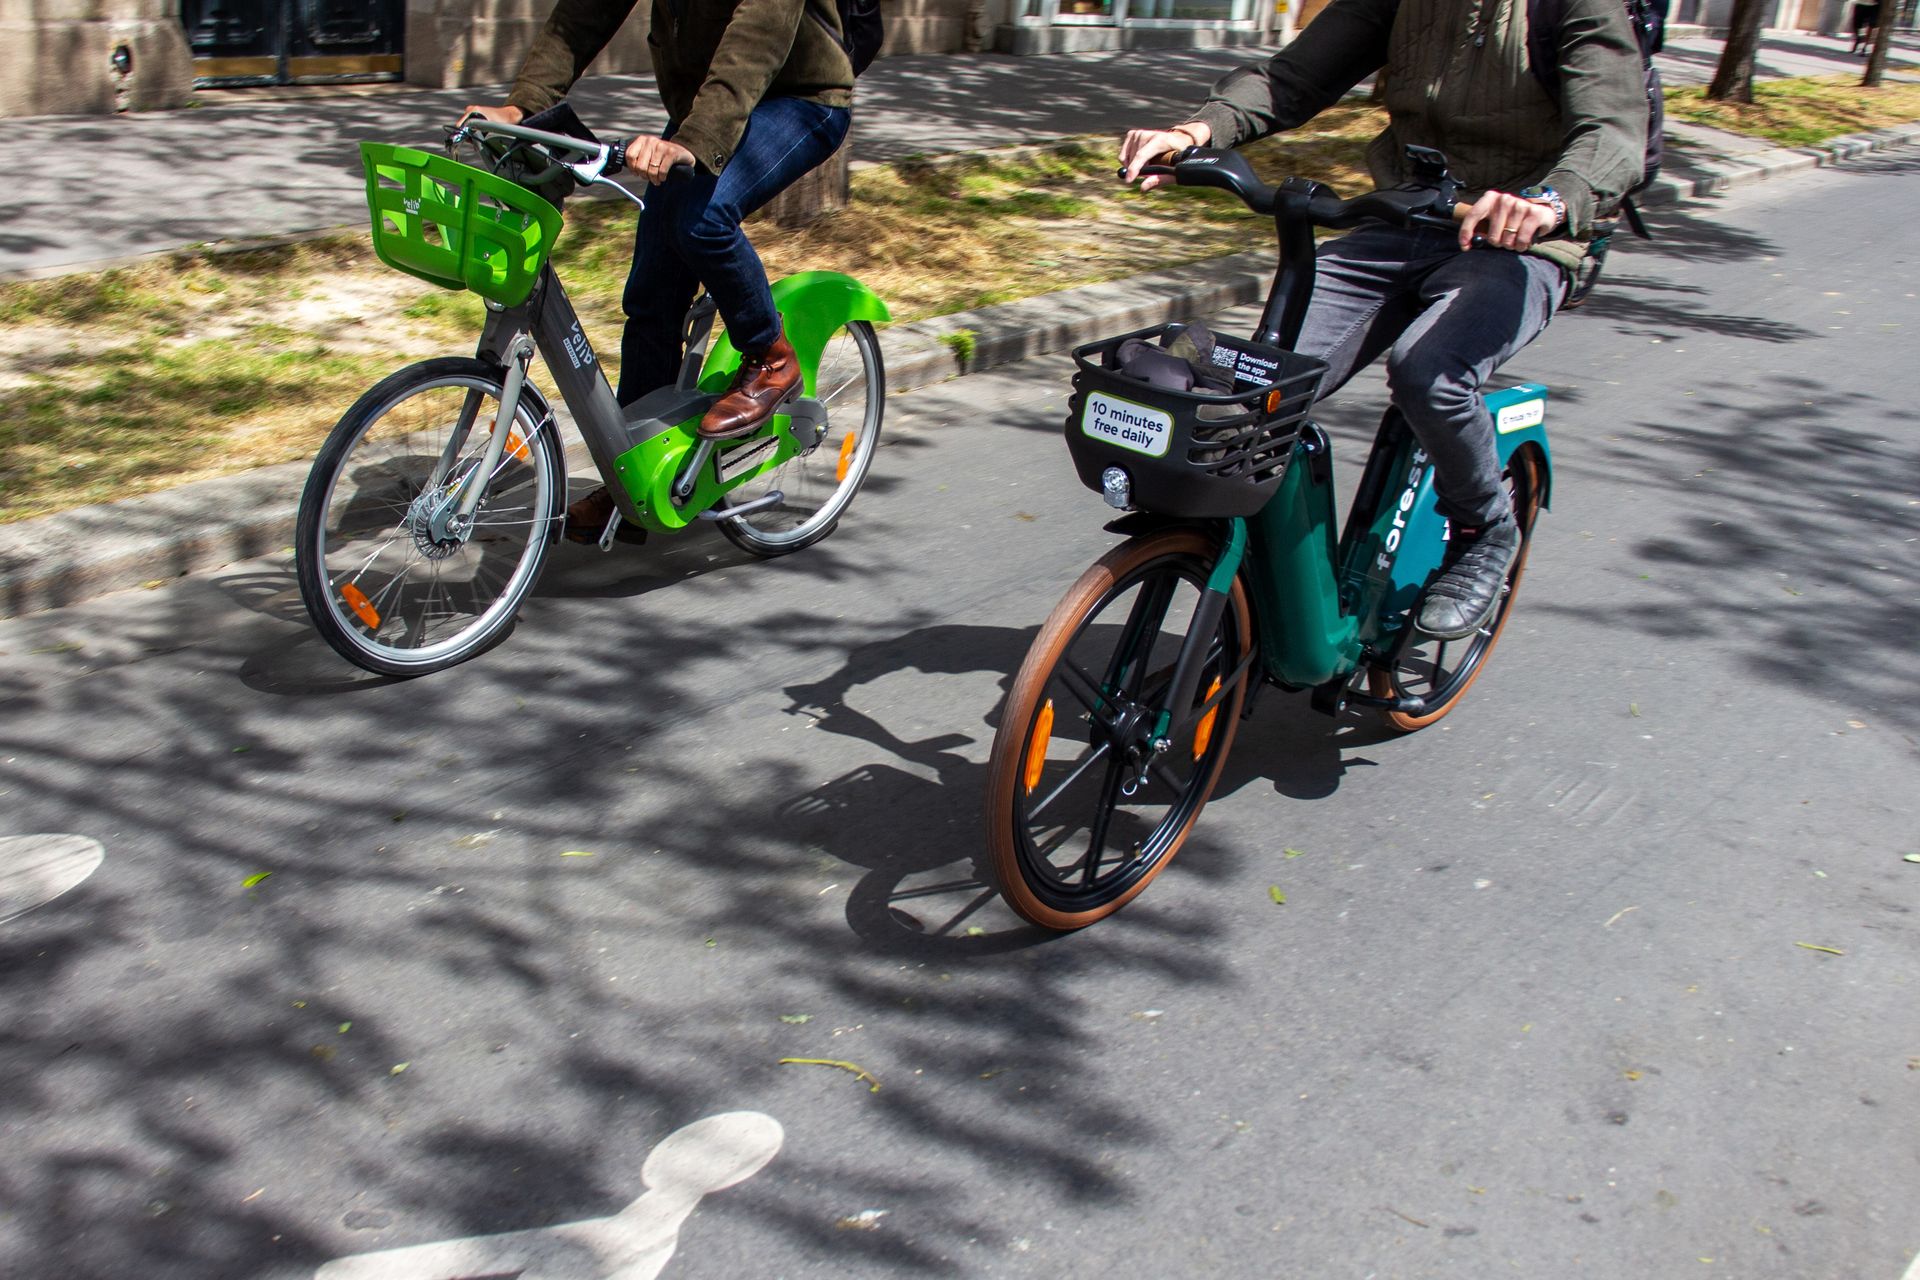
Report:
1027,738,1112,821
1076,759,1131,886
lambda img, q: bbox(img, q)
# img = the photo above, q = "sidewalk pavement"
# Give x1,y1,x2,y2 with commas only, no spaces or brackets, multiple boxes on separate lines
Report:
1,32,1917,618
1,30,1913,281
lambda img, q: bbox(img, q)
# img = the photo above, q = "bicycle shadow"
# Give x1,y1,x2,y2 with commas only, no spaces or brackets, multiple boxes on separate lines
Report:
775,618,1393,954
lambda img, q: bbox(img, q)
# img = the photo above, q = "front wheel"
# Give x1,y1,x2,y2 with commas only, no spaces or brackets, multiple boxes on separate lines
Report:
1367,446,1543,730
716,320,884,557
294,358,564,677
982,529,1254,930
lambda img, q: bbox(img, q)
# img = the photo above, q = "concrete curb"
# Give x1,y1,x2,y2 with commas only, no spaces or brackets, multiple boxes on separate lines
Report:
4,123,1917,620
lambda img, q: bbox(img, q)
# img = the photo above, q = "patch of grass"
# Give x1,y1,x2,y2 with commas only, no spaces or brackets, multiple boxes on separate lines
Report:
1664,74,1920,148
0,338,396,522
0,108,1386,523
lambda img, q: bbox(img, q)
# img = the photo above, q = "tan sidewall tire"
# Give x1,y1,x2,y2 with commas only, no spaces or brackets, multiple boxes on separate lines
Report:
1371,447,1543,731
983,528,1253,930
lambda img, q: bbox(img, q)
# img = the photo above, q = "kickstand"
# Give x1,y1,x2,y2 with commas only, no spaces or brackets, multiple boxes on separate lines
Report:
598,509,624,552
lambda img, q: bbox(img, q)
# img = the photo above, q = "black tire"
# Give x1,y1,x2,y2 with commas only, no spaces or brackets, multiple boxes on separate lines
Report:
1368,446,1543,730
295,358,564,677
982,529,1253,930
716,320,884,557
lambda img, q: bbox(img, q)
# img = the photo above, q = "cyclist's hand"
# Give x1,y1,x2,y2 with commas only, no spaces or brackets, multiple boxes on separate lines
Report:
626,136,697,184
1120,122,1211,190
459,104,524,127
1458,190,1555,253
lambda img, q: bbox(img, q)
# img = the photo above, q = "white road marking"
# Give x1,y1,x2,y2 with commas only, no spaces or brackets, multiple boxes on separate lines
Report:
0,834,104,925
1902,1246,1920,1280
315,1111,784,1280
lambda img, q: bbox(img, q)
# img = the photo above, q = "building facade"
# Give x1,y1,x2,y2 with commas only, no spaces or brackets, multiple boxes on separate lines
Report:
3,0,1906,119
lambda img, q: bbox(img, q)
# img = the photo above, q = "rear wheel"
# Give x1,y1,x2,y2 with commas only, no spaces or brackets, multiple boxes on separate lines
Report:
1368,447,1542,730
716,320,884,557
294,358,563,677
983,528,1253,930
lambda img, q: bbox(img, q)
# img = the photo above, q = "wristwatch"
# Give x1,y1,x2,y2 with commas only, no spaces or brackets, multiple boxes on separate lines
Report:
1519,185,1567,233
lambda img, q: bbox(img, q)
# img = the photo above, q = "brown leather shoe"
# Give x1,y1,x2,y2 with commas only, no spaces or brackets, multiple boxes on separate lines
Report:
699,332,801,440
563,486,646,545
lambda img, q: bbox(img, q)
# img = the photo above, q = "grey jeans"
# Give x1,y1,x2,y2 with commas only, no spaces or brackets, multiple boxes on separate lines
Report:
1294,222,1566,527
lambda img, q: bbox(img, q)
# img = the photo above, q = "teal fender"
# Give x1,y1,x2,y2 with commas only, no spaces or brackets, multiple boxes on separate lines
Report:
699,271,891,393
1486,382,1553,509
1359,383,1551,637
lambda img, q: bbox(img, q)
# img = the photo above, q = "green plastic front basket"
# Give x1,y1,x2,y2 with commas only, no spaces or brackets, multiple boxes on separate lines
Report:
361,142,563,308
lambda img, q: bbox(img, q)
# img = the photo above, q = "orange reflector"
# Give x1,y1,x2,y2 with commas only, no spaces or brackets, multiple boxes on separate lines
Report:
1023,698,1055,795
1192,676,1222,759
1265,388,1287,415
504,429,531,462
340,583,381,629
836,432,858,483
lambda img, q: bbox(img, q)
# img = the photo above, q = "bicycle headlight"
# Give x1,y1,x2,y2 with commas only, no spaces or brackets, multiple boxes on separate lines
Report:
1101,466,1132,510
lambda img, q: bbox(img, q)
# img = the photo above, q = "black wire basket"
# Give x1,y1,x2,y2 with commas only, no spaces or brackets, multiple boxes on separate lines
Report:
1064,323,1326,518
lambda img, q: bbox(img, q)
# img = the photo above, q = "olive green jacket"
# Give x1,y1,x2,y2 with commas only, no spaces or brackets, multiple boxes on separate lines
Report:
1189,0,1649,269
507,0,854,175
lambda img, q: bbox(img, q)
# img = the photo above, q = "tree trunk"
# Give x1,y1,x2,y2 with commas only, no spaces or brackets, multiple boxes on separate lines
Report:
1705,0,1767,103
1862,8,1894,87
762,125,852,228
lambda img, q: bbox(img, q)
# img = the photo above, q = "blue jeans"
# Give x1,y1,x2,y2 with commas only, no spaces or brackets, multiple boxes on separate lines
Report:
1295,223,1566,527
617,96,852,405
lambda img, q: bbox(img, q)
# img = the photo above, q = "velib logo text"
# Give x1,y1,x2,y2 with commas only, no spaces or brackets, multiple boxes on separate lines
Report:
1083,392,1172,457
564,321,596,371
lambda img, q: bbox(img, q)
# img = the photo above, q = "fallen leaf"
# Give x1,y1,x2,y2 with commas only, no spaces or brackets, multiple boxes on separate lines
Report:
1813,870,1827,878
1624,1070,1642,1081
779,1014,812,1024
835,1209,888,1231
1794,942,1844,956
241,872,273,888
390,1063,409,1075
338,1022,352,1034
1283,848,1305,858
1268,885,1286,904
704,938,718,948
141,579,168,590
1904,853,1920,865
560,850,596,857
29,641,82,655
232,746,251,754
779,1057,881,1092
965,926,986,936
1628,703,1641,717
1846,720,1866,729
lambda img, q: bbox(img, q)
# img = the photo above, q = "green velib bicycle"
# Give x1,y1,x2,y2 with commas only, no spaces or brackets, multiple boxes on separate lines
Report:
981,146,1554,930
295,112,888,677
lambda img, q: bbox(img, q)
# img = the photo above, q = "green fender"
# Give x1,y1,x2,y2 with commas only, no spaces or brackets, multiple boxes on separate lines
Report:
626,272,889,532
699,271,892,391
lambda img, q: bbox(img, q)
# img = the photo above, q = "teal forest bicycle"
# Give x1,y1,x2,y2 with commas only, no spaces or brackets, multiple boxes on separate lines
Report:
295,111,887,676
982,147,1553,930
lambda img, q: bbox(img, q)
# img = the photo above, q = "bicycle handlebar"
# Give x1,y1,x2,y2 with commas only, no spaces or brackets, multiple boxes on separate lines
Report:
450,113,694,210
1134,147,1463,233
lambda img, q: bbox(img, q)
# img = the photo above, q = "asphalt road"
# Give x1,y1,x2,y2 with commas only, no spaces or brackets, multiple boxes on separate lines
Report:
2,150,1917,1279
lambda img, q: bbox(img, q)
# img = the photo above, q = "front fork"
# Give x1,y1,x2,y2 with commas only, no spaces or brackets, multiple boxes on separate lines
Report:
425,333,537,544
1110,519,1250,792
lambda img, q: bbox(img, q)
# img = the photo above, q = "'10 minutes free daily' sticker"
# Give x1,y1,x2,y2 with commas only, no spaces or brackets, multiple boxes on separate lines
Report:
1082,392,1174,457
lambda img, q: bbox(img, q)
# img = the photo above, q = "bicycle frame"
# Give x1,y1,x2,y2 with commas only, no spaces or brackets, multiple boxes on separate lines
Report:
1242,385,1552,691
1121,165,1557,728
472,260,889,536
